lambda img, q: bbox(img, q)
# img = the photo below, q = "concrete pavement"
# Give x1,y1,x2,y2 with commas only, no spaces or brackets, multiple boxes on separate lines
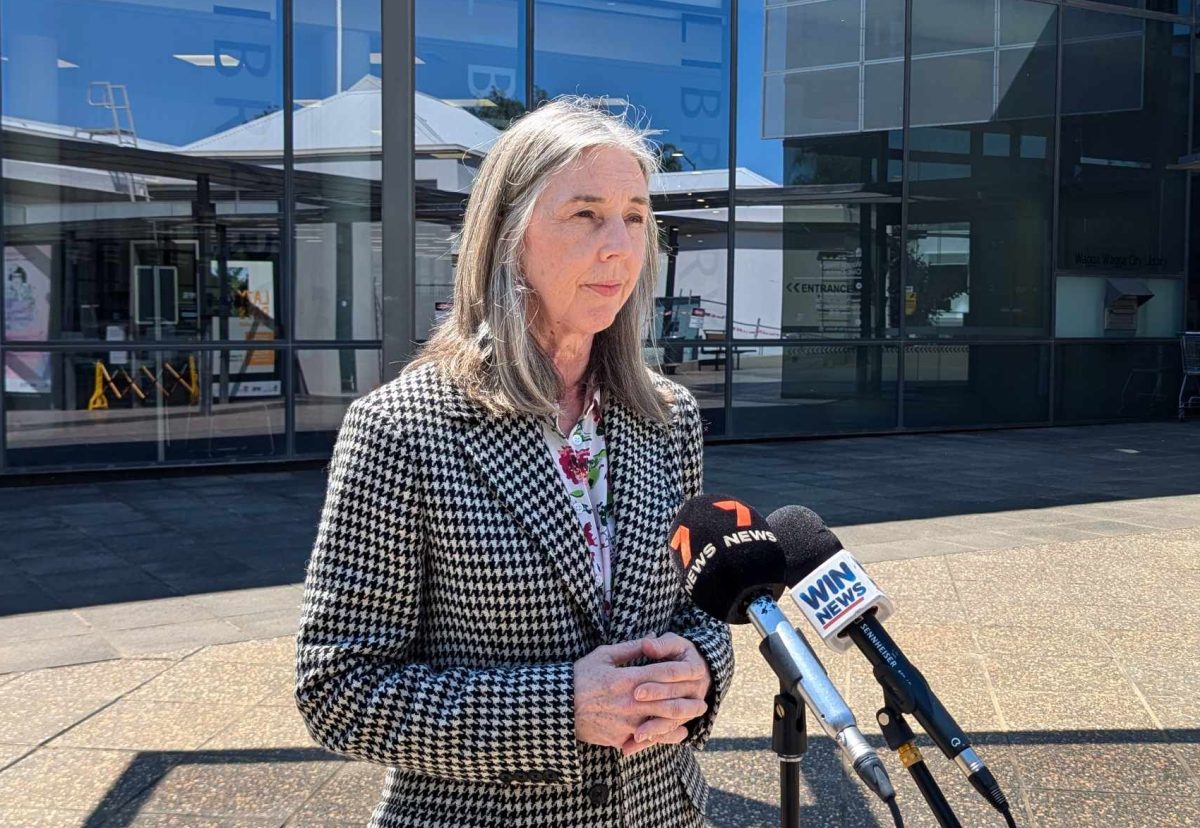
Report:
1,421,1198,826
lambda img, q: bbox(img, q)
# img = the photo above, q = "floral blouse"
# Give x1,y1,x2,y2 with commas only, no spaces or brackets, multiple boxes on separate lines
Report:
541,386,617,623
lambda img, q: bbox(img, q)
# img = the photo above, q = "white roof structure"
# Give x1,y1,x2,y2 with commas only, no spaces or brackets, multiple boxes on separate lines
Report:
178,76,502,160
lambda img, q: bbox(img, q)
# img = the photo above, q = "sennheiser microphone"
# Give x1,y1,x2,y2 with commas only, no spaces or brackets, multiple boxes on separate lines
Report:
668,494,896,805
767,505,1015,824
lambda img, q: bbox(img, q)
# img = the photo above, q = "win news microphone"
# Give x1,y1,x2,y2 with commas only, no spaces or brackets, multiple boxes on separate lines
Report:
767,505,1016,825
668,494,896,805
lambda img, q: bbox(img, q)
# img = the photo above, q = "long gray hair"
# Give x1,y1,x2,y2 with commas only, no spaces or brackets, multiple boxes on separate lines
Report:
405,95,672,425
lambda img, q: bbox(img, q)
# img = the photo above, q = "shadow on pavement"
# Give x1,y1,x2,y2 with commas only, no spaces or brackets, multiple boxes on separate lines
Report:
68,729,1200,827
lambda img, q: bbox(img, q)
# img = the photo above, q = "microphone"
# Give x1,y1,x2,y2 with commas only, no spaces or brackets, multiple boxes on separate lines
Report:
668,494,896,805
767,505,1015,823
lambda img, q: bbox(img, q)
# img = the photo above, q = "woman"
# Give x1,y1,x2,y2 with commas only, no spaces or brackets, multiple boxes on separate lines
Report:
295,96,734,828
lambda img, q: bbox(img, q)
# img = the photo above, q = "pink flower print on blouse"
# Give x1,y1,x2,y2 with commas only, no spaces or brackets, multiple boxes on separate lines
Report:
557,445,591,485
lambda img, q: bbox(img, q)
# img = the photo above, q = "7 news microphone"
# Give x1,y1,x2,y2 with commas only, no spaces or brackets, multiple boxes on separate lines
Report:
766,505,1017,827
667,494,897,807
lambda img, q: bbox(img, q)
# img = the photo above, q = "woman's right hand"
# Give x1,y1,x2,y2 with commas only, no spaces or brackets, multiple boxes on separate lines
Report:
573,639,709,752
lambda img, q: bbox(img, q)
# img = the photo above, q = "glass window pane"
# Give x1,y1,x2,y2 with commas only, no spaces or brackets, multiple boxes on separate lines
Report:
294,0,382,341
1056,342,1182,422
650,348,726,438
903,344,1050,427
4,348,283,468
1,0,285,346
1055,276,1184,338
295,348,382,453
1059,10,1190,274
765,0,862,73
765,68,860,139
1082,0,1189,15
912,0,994,55
535,0,730,177
910,53,994,127
730,344,899,436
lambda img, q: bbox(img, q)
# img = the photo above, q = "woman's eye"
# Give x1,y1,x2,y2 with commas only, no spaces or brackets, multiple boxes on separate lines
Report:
626,214,646,224
576,210,596,219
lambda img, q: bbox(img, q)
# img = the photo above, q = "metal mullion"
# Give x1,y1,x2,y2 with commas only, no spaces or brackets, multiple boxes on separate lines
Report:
725,0,737,436
0,1,5,473
1185,8,1195,334
1049,0,1065,424
382,0,416,380
282,0,296,459
897,0,913,429
526,0,535,108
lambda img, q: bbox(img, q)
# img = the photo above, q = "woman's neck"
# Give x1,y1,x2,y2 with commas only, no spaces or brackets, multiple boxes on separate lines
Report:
537,328,594,394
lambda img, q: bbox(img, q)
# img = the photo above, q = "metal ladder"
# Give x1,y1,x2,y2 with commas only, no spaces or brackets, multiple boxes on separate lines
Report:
73,81,148,201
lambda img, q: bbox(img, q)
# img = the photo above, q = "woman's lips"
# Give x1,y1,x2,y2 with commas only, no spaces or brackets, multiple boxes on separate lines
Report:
586,283,622,297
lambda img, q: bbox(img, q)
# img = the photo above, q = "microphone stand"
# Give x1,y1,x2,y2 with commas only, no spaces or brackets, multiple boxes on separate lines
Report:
876,700,961,828
772,677,807,828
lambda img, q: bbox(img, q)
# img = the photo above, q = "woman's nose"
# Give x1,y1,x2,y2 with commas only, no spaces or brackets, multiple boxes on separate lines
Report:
598,215,634,260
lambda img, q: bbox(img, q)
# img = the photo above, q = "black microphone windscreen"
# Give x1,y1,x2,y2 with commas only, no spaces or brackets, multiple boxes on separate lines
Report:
766,505,845,583
668,494,787,624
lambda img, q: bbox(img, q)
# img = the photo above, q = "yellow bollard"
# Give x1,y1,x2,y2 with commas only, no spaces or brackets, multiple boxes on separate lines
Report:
87,361,109,410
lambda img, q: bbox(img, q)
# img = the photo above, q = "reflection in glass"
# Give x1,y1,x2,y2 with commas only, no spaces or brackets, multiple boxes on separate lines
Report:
906,0,1055,339
4,348,283,468
1059,10,1189,274
903,344,1049,427
1056,342,1182,422
730,345,899,436
295,348,383,453
2,0,285,345
294,0,383,341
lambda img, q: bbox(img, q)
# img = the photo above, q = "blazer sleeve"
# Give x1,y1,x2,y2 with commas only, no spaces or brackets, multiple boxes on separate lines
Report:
664,389,735,749
295,396,583,785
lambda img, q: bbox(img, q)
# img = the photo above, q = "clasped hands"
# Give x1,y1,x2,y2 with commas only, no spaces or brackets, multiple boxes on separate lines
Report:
574,632,711,757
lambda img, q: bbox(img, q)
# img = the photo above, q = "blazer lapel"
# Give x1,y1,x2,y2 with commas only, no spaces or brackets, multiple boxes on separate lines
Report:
459,412,607,636
605,397,683,642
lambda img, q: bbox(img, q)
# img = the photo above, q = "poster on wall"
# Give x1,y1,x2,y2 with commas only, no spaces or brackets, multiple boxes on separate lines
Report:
210,259,277,385
4,245,53,394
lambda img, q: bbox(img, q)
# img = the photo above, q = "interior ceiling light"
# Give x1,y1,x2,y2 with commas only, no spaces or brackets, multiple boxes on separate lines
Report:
174,54,241,68
57,59,78,69
296,99,322,107
444,98,497,108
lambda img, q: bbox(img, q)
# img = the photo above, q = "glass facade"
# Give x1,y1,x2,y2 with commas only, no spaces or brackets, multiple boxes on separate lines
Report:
0,0,1194,473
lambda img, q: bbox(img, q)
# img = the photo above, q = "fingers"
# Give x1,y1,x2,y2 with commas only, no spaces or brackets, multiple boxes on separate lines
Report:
620,724,689,756
597,638,649,666
623,658,706,687
635,697,707,722
640,633,690,661
634,715,691,745
633,680,706,703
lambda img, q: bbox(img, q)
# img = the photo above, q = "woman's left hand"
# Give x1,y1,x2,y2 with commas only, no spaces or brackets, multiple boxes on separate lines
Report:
621,633,712,756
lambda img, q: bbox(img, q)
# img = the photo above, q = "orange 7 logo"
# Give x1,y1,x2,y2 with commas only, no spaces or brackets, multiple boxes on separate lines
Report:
714,499,752,527
670,525,692,568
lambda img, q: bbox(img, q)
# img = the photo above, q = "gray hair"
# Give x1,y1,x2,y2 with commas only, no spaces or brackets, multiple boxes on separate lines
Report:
405,95,672,425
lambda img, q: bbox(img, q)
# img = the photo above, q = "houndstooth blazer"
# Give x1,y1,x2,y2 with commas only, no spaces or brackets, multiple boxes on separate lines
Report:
295,361,735,828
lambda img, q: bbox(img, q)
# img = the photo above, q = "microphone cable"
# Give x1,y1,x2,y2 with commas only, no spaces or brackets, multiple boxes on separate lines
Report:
1003,806,1018,828
885,795,905,828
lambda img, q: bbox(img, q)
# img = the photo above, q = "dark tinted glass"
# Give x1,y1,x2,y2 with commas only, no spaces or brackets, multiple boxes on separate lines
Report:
907,0,1055,339
730,345,899,436
1082,0,1189,14
903,344,1050,427
1059,10,1190,274
1056,342,1182,422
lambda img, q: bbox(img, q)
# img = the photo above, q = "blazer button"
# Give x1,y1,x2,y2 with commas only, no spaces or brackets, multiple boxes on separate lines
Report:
587,782,610,806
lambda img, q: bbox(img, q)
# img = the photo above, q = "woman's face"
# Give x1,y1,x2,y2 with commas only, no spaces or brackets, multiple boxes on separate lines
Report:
521,146,650,343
